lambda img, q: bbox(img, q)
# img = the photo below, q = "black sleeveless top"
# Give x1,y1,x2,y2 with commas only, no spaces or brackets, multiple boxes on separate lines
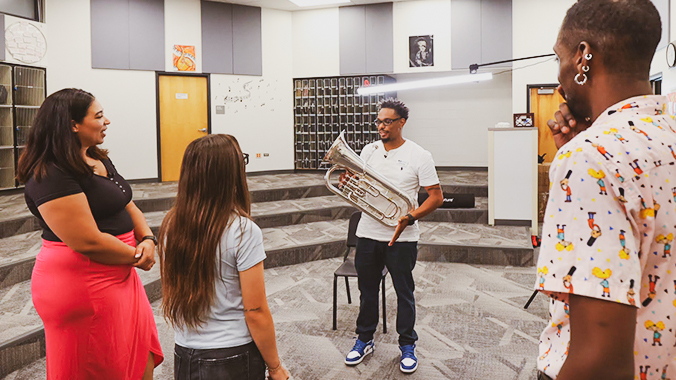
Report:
24,159,134,242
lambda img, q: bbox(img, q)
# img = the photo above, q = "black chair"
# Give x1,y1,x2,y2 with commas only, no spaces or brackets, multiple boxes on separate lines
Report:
332,212,387,333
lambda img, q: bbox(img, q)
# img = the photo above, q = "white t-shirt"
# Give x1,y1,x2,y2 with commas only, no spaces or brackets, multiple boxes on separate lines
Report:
355,139,439,242
175,215,267,349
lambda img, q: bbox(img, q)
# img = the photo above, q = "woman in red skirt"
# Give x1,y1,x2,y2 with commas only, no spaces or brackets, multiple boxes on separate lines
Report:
16,88,164,379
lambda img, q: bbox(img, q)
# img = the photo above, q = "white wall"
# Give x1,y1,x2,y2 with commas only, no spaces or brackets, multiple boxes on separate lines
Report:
211,8,294,172
653,4,676,95
397,71,512,167
292,8,340,78
513,0,674,113
392,0,451,74
511,0,574,114
164,0,202,73
45,0,158,180
44,0,295,178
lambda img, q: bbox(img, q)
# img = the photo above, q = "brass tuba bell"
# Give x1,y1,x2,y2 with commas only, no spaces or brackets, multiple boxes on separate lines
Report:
323,132,415,227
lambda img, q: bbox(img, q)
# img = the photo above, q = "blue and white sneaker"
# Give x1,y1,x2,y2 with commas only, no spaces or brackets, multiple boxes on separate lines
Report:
399,344,418,373
345,339,374,365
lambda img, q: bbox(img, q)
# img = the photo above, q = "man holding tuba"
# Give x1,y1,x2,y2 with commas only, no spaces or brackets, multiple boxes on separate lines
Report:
343,98,443,373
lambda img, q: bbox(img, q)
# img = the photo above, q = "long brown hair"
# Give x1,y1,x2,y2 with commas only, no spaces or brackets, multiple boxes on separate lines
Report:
16,88,108,183
158,134,251,330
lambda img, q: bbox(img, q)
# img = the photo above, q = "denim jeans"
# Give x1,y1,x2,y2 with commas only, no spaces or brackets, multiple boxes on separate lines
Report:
355,237,418,346
174,341,266,380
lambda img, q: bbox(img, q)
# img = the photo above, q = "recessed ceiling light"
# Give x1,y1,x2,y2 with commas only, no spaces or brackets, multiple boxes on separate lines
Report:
289,0,351,7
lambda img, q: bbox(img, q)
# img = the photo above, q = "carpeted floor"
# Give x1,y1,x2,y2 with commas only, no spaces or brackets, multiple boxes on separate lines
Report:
5,257,547,380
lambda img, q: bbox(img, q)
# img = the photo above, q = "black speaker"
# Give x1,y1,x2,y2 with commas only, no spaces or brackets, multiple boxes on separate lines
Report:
418,192,475,208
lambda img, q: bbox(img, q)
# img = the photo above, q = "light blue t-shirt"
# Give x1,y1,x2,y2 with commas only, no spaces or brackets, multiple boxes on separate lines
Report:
175,215,267,349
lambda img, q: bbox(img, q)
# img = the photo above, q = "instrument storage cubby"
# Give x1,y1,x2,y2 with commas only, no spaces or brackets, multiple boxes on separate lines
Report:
0,64,46,190
293,75,396,170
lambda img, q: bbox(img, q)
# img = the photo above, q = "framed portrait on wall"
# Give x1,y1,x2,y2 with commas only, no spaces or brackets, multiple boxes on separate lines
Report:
408,35,434,67
409,35,434,67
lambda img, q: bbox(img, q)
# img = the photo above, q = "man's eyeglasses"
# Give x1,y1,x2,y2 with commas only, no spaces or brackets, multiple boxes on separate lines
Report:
374,117,402,127
243,153,250,165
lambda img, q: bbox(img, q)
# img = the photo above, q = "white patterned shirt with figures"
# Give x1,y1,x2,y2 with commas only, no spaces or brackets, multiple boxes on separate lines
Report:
535,95,676,379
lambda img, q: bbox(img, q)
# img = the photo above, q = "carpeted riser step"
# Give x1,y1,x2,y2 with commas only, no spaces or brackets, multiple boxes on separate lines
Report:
418,244,535,267
0,206,489,290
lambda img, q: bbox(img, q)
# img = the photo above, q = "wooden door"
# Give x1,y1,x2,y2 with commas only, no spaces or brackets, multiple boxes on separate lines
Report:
530,87,565,164
158,75,208,181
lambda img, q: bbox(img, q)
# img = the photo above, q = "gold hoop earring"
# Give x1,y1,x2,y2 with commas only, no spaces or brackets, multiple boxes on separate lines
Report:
575,73,588,86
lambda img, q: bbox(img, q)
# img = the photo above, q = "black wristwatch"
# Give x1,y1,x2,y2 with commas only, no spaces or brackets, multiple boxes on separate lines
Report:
141,235,158,245
405,213,416,226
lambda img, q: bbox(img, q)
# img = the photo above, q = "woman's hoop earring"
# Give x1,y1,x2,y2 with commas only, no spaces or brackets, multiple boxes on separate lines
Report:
575,73,588,85
582,65,590,72
585,53,592,60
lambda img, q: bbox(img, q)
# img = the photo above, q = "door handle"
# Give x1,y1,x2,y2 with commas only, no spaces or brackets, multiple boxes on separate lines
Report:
198,128,207,133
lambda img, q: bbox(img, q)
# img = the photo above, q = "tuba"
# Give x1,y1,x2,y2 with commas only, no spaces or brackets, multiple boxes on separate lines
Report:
323,132,415,227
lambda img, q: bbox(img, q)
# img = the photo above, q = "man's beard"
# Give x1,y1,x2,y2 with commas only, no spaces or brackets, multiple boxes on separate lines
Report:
563,89,591,122
380,136,389,143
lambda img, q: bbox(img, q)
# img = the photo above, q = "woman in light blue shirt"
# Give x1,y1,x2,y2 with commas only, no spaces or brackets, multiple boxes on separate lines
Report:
158,134,289,380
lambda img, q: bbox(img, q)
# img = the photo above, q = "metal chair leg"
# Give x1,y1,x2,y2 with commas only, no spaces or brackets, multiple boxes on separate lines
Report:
345,277,352,304
333,275,338,330
381,275,387,334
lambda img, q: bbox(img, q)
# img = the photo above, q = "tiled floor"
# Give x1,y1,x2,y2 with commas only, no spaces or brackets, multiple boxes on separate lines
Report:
4,259,547,380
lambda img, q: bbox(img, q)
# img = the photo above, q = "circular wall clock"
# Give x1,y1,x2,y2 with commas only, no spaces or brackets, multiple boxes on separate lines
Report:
667,42,676,68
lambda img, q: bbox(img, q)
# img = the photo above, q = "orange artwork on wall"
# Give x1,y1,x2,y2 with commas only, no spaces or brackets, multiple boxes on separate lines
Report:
173,45,196,72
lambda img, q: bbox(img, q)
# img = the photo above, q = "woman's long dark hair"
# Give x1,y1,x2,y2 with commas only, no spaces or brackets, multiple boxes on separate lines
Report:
16,88,108,183
158,134,251,330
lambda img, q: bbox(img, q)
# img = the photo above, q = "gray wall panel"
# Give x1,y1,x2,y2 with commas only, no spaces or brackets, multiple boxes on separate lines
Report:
365,2,393,74
129,0,164,71
232,4,262,75
652,0,669,51
340,5,366,75
451,0,481,70
201,1,233,74
0,0,36,20
481,0,511,65
91,0,129,69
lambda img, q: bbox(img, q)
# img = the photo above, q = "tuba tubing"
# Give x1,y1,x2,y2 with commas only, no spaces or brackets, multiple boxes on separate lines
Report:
323,132,415,227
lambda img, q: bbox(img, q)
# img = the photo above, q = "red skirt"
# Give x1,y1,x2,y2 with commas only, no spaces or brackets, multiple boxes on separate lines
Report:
31,231,164,380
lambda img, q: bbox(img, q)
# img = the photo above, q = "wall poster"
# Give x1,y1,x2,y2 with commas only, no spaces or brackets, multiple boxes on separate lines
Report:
409,35,434,67
173,45,196,71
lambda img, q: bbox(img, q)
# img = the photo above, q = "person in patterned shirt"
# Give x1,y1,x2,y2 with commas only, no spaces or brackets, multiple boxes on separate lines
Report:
534,1,672,380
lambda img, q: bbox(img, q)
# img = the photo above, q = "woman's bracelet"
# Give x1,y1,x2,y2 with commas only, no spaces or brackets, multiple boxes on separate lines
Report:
267,361,282,372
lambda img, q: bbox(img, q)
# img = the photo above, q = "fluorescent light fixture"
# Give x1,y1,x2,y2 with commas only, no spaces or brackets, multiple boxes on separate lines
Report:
289,0,351,6
356,73,493,95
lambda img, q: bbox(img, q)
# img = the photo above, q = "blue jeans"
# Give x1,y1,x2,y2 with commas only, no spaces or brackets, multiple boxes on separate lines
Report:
355,237,418,346
174,341,265,380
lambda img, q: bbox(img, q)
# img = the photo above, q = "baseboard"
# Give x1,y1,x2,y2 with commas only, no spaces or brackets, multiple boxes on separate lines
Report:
0,187,24,195
247,169,297,176
436,166,488,172
494,219,532,227
294,167,488,173
127,178,160,184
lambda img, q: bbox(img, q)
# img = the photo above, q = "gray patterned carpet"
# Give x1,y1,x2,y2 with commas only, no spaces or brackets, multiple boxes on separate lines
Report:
4,258,547,380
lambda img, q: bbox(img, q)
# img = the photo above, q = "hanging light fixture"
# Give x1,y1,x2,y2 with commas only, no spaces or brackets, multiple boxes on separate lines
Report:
356,72,493,95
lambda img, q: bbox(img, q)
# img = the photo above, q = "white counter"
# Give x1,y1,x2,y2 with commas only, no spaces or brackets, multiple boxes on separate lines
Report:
488,127,538,235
